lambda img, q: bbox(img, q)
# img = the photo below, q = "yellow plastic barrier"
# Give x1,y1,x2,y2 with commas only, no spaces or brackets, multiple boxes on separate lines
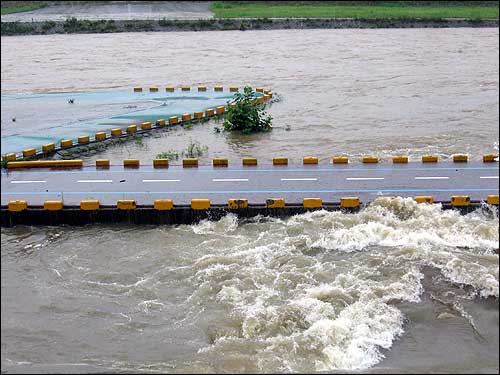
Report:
8,160,83,169
3,153,17,161
8,200,27,212
42,143,55,153
117,200,136,210
255,96,265,104
256,88,264,93
228,199,248,209
392,156,408,163
266,198,285,208
198,86,207,92
263,89,271,95
213,158,229,167
451,196,470,206
415,196,434,204
191,199,210,210
154,199,173,210
165,86,175,92
96,159,110,168
153,159,169,168
422,155,438,162
133,87,143,92
453,154,468,162
487,195,499,205
22,148,36,158
303,156,318,165
111,128,122,137
483,154,498,162
263,94,271,101
78,136,89,144
181,86,191,91
273,157,288,165
341,197,360,208
332,156,348,164
3,153,16,161
182,113,192,121
183,158,198,167
61,139,73,149
216,106,225,114
194,111,204,119
44,201,63,211
127,125,137,133
205,108,215,116
168,116,179,125
124,159,140,168
156,119,166,126
140,122,152,130
268,92,273,98
243,157,257,166
80,200,99,210
229,87,239,92
149,87,159,92
362,156,379,163
214,86,223,92
95,132,106,141
303,198,322,208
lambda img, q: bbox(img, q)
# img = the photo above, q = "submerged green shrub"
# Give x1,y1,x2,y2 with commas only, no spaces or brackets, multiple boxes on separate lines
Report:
223,86,272,134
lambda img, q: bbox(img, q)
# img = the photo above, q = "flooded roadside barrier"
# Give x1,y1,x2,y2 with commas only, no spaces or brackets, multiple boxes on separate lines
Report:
1,86,271,161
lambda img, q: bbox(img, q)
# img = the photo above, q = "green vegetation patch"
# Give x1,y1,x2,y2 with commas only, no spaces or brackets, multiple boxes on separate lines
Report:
211,1,499,19
1,1,47,15
223,87,272,134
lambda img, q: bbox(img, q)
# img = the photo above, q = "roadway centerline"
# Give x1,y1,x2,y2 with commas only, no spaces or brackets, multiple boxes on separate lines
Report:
346,177,384,181
142,179,181,182
281,178,318,181
2,165,497,176
480,176,499,179
212,178,249,182
414,176,449,180
77,180,113,183
10,180,46,184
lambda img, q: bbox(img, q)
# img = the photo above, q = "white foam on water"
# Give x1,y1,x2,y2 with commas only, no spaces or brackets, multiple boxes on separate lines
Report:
186,197,498,372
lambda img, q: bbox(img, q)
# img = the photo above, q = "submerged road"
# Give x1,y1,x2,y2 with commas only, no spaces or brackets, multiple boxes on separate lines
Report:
1,161,498,206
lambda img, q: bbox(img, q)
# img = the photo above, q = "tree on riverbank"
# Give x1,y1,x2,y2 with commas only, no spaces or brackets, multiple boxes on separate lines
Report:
223,87,272,134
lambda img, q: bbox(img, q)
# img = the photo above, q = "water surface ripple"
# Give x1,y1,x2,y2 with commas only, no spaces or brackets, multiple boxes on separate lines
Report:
1,28,498,373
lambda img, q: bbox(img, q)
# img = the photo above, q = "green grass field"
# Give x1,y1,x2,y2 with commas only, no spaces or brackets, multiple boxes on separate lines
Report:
1,1,47,15
211,1,499,19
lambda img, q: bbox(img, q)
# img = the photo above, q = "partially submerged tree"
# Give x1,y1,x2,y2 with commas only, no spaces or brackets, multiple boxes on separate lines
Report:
223,86,272,134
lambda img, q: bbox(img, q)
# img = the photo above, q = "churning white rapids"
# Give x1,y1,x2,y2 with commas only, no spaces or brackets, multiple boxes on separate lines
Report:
2,197,498,373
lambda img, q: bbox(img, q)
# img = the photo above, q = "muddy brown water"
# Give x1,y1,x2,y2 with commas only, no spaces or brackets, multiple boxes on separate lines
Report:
1,28,498,373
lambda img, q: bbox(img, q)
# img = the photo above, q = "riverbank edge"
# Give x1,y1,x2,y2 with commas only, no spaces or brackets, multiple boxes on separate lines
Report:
2,17,498,35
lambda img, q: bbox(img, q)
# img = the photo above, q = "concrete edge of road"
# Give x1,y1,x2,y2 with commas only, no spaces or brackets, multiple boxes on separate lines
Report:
1,197,498,227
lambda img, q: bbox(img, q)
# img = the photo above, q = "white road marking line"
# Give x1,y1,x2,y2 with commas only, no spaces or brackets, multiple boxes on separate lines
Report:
346,177,384,181
480,176,499,179
414,176,449,180
10,180,46,184
142,179,181,182
281,178,318,181
212,178,249,182
77,180,113,183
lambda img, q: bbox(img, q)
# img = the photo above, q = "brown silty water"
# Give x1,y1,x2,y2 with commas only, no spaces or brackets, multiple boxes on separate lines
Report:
1,28,498,373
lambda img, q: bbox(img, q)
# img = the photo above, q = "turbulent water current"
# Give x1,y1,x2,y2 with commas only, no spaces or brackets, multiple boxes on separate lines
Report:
1,28,499,373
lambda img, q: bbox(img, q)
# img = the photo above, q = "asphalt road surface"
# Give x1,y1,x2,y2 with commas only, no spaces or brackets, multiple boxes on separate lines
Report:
1,161,498,206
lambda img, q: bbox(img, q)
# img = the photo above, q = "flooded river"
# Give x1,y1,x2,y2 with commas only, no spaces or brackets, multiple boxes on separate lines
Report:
1,28,499,373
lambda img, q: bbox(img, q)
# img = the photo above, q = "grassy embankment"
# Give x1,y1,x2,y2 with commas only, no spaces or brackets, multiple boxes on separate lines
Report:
211,1,499,19
1,1,47,15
